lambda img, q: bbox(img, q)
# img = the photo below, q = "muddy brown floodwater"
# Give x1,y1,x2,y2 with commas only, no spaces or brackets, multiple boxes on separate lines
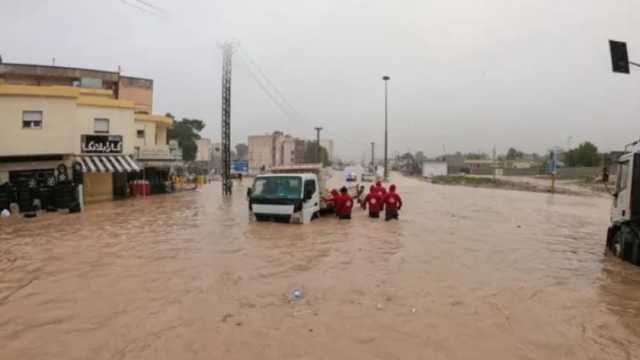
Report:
1,174,640,359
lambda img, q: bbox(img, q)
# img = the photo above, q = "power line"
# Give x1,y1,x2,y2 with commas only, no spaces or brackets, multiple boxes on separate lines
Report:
237,45,371,156
132,0,166,13
239,48,304,121
119,0,158,15
119,0,166,16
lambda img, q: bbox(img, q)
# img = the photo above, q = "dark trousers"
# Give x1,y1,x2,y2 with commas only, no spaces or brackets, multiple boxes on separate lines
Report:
369,212,380,218
338,214,352,220
385,208,399,221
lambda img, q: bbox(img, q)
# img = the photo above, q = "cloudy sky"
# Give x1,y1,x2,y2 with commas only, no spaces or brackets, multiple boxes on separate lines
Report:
2,0,639,160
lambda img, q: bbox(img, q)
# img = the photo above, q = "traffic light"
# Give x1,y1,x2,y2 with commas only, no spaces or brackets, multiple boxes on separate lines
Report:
610,40,630,74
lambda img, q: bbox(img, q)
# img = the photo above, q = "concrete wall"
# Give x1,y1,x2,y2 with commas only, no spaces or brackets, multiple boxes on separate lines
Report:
118,81,152,113
502,167,542,176
156,125,167,145
556,167,603,179
135,120,156,149
0,95,76,156
75,105,135,155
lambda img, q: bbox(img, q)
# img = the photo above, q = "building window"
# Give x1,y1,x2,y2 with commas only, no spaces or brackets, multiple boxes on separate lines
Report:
22,111,43,129
94,118,110,134
137,129,145,139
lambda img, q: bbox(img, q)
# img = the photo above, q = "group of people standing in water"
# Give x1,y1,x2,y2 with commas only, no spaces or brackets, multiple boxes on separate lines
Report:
325,181,403,221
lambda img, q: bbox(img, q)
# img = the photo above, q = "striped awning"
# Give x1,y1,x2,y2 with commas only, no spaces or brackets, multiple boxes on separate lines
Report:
75,155,141,173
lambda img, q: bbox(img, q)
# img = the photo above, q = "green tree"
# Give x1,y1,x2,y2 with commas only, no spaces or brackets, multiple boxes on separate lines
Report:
397,152,422,175
465,152,488,160
303,141,331,166
235,143,248,160
564,141,600,167
506,147,524,160
167,117,205,161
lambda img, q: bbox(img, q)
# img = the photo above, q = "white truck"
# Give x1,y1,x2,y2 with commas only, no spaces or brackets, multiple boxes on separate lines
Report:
607,140,640,265
247,164,333,224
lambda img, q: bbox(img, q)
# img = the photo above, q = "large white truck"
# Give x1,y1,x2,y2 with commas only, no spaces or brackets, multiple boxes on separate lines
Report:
247,164,333,224
607,140,640,265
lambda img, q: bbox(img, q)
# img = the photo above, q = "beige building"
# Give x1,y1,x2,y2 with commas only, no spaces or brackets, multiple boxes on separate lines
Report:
248,132,305,173
0,62,173,204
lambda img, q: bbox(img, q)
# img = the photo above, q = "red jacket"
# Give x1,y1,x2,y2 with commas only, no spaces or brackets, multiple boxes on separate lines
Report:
336,194,354,216
383,191,403,211
363,192,383,215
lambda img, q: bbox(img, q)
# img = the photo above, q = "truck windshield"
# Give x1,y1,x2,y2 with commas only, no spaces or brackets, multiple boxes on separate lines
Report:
252,176,302,199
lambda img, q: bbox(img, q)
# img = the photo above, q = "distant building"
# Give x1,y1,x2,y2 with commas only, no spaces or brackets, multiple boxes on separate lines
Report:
248,131,305,173
502,159,534,169
464,159,495,175
319,139,334,162
195,138,212,162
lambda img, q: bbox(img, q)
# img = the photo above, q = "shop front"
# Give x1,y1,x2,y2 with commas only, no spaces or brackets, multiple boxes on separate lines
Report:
76,134,140,203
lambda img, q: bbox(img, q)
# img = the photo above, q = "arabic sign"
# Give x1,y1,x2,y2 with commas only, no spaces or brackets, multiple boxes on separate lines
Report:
81,135,123,154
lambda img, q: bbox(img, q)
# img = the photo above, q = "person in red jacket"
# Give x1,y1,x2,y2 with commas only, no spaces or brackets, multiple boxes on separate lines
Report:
323,189,340,216
374,181,387,210
336,186,353,220
362,185,383,218
383,184,403,221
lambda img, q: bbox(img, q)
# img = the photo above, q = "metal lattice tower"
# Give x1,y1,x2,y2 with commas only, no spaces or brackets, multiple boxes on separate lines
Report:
221,43,233,195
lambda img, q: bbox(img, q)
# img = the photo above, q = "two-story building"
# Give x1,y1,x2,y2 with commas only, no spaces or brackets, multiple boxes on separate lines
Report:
0,62,175,203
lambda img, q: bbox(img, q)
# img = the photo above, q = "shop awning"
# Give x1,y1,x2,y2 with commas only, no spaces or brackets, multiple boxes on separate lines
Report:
75,155,141,173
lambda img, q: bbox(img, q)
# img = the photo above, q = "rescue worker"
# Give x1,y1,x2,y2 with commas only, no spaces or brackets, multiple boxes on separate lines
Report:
336,186,353,220
322,189,341,216
362,185,383,218
374,181,387,210
383,184,403,221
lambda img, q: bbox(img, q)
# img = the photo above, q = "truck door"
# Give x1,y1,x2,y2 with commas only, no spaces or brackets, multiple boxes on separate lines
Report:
302,179,319,223
613,158,632,222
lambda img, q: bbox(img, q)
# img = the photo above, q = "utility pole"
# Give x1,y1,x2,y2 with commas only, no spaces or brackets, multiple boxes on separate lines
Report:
492,144,497,181
382,75,390,181
220,42,234,195
370,142,375,168
314,127,323,164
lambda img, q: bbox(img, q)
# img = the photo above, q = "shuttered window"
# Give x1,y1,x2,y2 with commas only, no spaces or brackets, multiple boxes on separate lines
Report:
22,111,43,129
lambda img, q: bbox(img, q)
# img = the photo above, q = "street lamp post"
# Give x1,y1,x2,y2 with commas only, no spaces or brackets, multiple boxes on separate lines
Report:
382,75,390,181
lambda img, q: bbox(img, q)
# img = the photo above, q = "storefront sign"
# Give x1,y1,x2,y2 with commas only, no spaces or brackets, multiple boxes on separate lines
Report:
81,135,123,154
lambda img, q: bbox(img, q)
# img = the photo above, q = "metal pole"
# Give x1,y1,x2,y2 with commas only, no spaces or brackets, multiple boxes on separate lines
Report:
370,142,375,168
314,127,323,164
221,42,233,195
382,75,390,181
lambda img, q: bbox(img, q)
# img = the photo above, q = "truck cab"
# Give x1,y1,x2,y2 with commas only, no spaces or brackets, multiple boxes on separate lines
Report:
607,144,640,263
248,167,324,224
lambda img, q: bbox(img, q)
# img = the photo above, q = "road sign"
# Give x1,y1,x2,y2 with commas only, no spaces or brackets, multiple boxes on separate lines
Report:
610,40,630,74
231,160,248,174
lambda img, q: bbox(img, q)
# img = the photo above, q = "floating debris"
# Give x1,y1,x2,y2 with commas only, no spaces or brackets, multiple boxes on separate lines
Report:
289,288,304,301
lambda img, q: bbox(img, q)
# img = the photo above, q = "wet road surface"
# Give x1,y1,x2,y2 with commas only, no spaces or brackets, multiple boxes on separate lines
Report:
1,174,640,359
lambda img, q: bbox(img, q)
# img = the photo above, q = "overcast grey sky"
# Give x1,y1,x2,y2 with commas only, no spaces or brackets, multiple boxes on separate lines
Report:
2,0,639,160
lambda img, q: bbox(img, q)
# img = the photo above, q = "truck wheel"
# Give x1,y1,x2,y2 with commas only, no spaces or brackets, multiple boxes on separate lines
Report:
619,226,637,262
611,229,623,257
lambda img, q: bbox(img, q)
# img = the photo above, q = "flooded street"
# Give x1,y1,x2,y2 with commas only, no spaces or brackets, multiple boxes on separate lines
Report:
2,174,640,359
